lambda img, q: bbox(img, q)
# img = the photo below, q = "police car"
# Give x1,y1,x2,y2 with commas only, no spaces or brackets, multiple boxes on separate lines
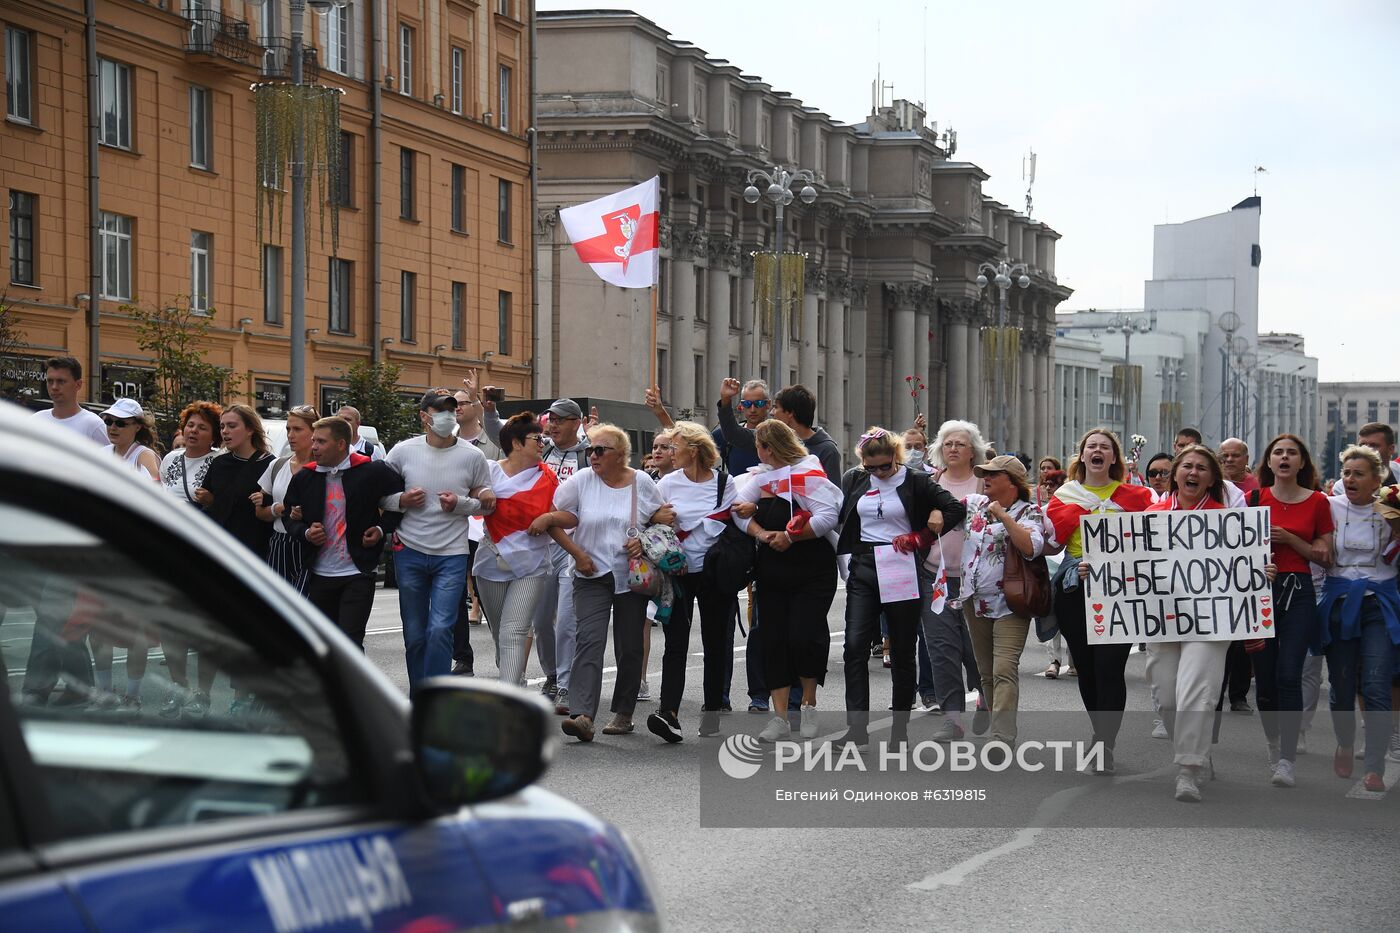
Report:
0,403,660,931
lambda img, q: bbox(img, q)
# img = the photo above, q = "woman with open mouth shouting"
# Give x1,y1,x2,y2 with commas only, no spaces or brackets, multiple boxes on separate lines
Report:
1045,428,1156,774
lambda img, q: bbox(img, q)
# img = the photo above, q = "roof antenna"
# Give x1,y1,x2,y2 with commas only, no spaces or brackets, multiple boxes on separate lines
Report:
921,5,928,111
1253,165,1267,196
1022,148,1037,218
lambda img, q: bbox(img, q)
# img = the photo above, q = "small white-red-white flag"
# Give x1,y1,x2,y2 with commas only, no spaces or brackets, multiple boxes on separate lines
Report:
559,177,660,289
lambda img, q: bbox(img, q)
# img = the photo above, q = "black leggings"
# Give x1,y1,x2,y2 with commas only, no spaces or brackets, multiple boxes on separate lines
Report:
1055,577,1132,749
665,575,736,712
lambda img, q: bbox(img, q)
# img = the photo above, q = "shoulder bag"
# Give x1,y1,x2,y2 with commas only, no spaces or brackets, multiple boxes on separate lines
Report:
703,469,756,594
1002,502,1053,618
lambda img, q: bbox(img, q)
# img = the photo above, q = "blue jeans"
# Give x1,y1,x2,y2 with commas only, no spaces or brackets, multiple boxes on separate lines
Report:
1251,572,1317,762
396,547,468,689
1325,596,1394,777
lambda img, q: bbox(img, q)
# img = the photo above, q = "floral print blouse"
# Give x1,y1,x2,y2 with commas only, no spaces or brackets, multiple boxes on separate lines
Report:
960,493,1051,619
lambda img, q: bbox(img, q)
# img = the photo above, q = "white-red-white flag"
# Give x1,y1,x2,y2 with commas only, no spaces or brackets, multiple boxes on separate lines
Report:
559,177,660,289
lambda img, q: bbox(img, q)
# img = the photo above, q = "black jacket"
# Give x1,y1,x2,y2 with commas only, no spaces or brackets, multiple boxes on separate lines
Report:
283,456,406,574
200,450,275,559
716,404,844,477
835,466,967,558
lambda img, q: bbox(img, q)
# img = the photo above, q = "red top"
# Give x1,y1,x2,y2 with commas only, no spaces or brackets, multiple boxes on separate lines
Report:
1257,487,1334,573
1233,473,1261,494
1145,493,1226,512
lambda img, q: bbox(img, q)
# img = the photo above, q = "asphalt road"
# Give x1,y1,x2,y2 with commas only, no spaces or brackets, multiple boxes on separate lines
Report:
363,584,1400,932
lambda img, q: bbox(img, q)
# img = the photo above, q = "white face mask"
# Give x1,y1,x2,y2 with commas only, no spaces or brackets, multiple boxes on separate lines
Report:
429,410,457,437
906,450,925,471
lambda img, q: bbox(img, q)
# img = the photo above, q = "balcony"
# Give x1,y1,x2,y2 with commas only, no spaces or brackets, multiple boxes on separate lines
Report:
260,40,320,84
183,11,260,69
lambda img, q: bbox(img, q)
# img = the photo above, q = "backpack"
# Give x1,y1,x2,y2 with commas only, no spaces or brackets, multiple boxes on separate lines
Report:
703,469,756,594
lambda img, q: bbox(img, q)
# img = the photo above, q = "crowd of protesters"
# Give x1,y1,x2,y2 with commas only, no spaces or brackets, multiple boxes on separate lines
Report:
20,353,1400,802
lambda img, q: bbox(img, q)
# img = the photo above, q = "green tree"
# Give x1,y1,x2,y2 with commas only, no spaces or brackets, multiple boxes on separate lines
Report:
124,297,243,442
340,358,416,448
0,297,27,399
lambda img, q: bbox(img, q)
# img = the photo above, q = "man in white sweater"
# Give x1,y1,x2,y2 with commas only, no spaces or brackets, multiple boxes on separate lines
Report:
383,390,496,688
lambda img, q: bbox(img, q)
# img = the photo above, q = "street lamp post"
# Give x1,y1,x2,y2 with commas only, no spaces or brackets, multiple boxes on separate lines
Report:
976,258,1030,451
1105,315,1152,442
744,165,817,385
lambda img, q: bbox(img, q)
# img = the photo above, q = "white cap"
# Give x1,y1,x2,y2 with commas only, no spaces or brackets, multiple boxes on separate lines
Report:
100,397,144,420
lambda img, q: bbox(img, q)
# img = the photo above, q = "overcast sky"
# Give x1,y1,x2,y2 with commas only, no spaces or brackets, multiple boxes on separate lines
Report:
538,0,1398,383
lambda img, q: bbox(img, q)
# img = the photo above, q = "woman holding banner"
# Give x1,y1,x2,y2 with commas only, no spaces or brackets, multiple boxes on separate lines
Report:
1317,445,1399,792
1251,433,1334,787
835,428,966,750
1046,428,1156,774
731,420,843,743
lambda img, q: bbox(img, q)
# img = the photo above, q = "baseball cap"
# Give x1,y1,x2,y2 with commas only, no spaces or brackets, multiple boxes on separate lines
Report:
974,454,1028,482
418,388,458,412
100,398,144,420
548,398,583,420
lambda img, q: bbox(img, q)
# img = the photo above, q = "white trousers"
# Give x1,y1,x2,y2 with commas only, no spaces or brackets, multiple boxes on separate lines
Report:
1145,640,1230,767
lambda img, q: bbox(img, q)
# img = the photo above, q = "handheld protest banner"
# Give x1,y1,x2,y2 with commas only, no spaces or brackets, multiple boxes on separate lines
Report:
1079,507,1273,644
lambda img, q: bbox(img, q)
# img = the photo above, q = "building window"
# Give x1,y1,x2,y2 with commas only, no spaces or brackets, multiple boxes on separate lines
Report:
1346,401,1357,425
5,26,33,124
262,244,282,324
658,258,669,314
694,272,705,322
189,85,212,169
451,164,467,232
728,99,738,135
656,348,669,391
399,147,415,219
98,212,131,300
497,0,513,15
329,257,352,333
693,84,705,126
326,3,350,75
1389,401,1399,425
190,231,212,313
497,290,511,355
451,281,466,350
497,64,511,131
761,114,771,149
729,277,739,329
98,58,132,149
400,271,416,342
655,65,667,103
398,23,414,96
335,131,353,206
497,179,511,243
8,191,36,286
450,47,464,114
1367,400,1379,423
694,355,705,407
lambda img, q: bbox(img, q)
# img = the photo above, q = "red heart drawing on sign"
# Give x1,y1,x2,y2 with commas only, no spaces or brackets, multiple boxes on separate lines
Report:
1093,615,1104,624
1260,597,1271,605
1261,608,1272,618
1093,623,1106,635
1093,603,1104,612
1166,614,1176,620
1261,617,1272,629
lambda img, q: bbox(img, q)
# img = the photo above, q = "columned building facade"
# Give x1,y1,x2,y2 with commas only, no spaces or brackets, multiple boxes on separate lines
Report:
535,11,1072,465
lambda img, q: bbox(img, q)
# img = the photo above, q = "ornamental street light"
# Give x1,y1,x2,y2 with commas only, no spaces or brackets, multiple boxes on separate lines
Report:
744,165,817,384
1104,314,1153,442
976,258,1031,451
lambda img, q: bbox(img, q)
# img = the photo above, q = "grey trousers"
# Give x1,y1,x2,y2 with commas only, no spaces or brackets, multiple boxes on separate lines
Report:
476,574,554,687
569,573,648,721
918,574,980,718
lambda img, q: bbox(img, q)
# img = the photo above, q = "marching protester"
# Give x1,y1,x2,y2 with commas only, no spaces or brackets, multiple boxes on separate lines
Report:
455,372,502,645
1034,458,1072,680
902,427,930,473
1141,445,1272,801
32,356,108,445
477,413,569,687
199,404,275,559
718,381,842,479
255,405,318,593
382,390,495,689
921,420,989,740
837,427,966,749
337,405,386,461
956,455,1051,755
1318,445,1398,792
1045,428,1156,773
100,398,162,481
284,417,405,648
530,425,671,742
1219,438,1260,495
731,419,843,742
160,401,222,504
1143,452,1174,499
1251,432,1334,787
653,422,738,740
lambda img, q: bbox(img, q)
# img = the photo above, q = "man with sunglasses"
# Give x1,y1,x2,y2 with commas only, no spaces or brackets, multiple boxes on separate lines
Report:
713,378,772,474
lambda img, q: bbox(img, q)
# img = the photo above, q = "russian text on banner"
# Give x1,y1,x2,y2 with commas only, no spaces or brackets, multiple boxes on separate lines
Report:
1080,506,1274,644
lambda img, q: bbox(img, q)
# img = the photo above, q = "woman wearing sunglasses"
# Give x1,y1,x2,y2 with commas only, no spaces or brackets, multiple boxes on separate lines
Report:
255,405,319,593
99,398,162,482
532,424,674,742
476,413,571,687
835,427,966,750
1144,452,1174,499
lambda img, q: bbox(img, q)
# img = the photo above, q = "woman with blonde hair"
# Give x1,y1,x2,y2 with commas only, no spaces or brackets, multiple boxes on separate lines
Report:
835,426,966,749
732,419,843,742
256,404,319,593
649,421,737,740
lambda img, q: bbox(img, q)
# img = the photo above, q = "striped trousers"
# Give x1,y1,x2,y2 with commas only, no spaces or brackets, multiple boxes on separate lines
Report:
266,531,308,595
475,574,554,686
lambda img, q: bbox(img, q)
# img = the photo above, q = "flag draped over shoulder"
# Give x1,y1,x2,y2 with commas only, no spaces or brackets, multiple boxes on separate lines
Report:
559,177,661,288
483,465,560,574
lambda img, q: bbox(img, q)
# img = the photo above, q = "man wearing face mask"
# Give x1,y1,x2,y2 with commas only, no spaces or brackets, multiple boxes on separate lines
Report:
382,390,498,687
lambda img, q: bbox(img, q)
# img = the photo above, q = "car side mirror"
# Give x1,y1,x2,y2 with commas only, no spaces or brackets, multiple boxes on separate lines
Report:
411,678,557,808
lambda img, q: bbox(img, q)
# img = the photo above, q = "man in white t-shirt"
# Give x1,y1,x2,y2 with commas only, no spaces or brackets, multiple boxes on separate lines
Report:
29,356,108,445
337,405,386,461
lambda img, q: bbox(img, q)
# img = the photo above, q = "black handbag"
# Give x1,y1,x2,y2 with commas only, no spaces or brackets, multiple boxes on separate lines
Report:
703,470,755,594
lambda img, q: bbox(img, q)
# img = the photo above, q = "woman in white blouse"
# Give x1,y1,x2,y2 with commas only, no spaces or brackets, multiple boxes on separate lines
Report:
957,455,1050,754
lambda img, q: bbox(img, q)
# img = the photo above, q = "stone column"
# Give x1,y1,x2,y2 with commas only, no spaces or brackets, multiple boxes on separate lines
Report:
739,251,758,382
669,226,702,411
1020,318,1035,456
966,309,983,433
945,302,969,421
913,289,931,430
799,265,823,390
825,273,849,454
1037,332,1053,460
885,283,917,430
706,236,736,419
849,281,868,437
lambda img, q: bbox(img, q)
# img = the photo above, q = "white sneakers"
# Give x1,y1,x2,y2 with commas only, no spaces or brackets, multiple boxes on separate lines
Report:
1151,719,1169,739
636,680,651,702
800,703,818,739
1271,758,1296,788
758,715,791,743
1174,770,1202,803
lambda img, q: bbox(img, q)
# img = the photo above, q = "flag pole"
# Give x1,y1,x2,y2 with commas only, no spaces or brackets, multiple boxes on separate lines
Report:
649,283,658,387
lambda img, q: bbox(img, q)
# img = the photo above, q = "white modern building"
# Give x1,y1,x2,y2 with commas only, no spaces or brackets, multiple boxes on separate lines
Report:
1319,381,1400,472
1051,334,1102,462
